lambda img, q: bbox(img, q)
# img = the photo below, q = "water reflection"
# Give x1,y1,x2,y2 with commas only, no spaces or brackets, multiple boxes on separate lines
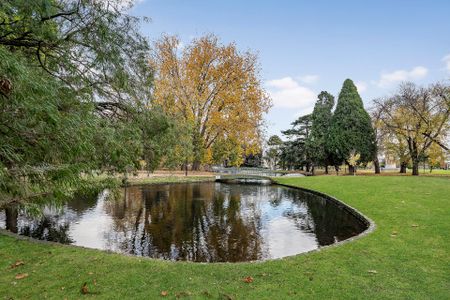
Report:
0,183,367,262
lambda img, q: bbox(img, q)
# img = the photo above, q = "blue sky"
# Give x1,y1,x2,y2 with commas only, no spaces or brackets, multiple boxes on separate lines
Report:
129,0,450,137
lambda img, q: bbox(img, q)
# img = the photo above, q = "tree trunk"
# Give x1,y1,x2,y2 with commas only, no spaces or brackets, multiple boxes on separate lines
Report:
348,165,356,175
407,138,420,176
412,160,420,176
325,165,329,174
400,161,407,173
191,160,201,171
191,132,204,172
5,206,18,233
335,165,340,175
311,165,315,176
374,158,381,174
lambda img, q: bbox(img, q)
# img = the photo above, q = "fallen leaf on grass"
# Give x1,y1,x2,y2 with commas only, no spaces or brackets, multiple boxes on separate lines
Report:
81,282,89,294
15,273,28,280
175,291,192,298
411,224,419,227
368,270,378,274
243,276,253,283
160,291,168,297
10,260,25,269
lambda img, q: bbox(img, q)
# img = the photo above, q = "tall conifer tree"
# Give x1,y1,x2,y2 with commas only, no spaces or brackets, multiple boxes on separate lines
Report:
327,79,376,174
307,91,335,174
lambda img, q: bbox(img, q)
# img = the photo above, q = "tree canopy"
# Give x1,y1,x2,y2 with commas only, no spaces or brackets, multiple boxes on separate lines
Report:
0,0,175,203
307,91,335,172
374,82,450,175
151,34,271,170
280,114,313,171
327,79,376,173
0,0,152,107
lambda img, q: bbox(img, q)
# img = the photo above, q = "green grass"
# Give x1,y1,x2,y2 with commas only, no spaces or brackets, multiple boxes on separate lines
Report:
1,176,449,299
126,175,215,185
421,169,450,175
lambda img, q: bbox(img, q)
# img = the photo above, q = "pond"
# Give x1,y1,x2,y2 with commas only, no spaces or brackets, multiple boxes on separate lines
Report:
0,182,368,262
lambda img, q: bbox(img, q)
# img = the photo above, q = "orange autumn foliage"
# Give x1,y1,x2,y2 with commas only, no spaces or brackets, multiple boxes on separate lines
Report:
150,34,271,168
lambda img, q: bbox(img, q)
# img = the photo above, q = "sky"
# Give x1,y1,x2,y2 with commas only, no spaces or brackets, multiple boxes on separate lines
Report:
128,0,450,137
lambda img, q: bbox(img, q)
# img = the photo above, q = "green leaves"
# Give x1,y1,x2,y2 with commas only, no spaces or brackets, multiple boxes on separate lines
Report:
280,114,312,170
0,1,170,203
307,91,335,168
327,79,376,167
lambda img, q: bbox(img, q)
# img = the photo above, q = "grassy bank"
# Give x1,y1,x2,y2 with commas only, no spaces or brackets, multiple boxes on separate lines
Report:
1,176,449,299
126,175,215,186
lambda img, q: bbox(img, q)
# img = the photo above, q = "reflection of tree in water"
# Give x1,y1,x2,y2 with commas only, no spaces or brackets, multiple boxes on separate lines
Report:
2,188,103,245
20,217,73,244
66,190,99,215
281,188,367,245
105,183,263,262
4,206,73,243
275,188,316,233
266,185,285,207
1,183,367,262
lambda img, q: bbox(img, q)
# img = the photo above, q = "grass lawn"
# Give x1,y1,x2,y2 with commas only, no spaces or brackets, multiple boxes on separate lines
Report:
312,168,450,177
127,175,215,185
1,176,449,299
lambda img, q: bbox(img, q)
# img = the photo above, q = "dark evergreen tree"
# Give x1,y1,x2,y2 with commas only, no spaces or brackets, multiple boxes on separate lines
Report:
306,91,335,174
281,114,313,171
327,79,376,174
265,135,283,170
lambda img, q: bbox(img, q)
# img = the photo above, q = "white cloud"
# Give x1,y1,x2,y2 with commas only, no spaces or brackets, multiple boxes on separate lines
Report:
266,77,316,110
355,81,367,93
442,54,450,72
377,66,428,87
267,77,299,90
292,108,313,118
297,74,319,84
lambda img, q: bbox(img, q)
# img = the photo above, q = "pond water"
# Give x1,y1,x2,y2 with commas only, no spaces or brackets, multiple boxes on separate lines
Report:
0,182,367,262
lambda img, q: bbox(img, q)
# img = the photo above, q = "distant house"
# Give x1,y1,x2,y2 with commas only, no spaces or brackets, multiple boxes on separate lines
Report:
444,151,450,170
378,152,398,169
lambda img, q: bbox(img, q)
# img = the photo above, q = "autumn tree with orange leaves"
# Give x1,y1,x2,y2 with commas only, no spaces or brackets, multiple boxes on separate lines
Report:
150,34,271,170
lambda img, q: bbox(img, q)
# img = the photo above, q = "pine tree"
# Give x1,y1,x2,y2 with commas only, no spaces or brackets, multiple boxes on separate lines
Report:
327,79,376,174
307,91,335,174
281,114,313,171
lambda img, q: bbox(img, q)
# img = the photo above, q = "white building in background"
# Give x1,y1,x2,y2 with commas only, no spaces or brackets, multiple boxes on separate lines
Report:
378,152,398,170
444,151,450,169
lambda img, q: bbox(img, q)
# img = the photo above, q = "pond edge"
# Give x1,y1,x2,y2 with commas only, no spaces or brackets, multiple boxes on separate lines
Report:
268,182,377,262
0,181,376,265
